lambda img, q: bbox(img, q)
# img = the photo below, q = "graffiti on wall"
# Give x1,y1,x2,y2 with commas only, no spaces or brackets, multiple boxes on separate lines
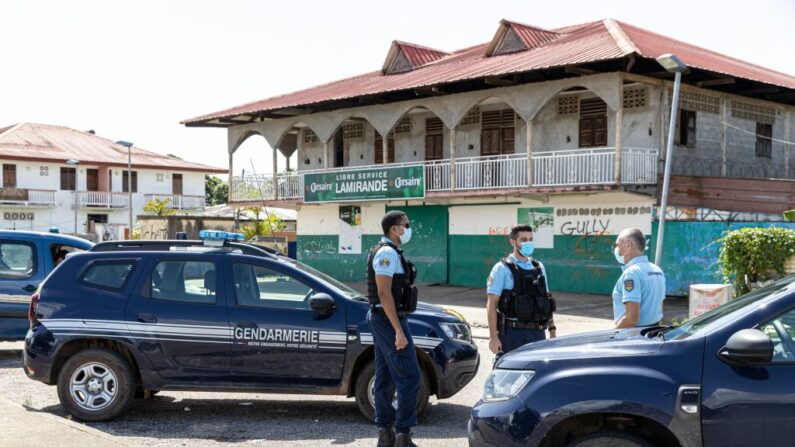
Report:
517,207,554,248
556,206,653,236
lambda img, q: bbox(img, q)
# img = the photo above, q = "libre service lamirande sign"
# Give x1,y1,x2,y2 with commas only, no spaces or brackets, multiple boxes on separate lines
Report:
303,165,425,203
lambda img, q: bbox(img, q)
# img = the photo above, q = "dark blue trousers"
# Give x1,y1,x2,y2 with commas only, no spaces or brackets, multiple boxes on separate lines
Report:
367,310,421,433
500,327,546,355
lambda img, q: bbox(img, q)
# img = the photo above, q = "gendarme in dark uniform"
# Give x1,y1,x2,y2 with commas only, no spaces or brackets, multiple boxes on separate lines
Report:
486,225,556,357
366,210,420,447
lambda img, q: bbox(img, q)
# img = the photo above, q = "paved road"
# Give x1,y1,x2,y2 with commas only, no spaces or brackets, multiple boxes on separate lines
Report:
1,340,493,447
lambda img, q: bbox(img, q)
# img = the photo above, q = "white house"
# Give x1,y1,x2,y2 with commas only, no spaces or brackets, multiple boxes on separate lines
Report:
0,122,227,237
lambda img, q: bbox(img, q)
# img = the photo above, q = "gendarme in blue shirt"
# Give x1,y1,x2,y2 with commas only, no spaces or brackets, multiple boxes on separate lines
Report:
612,255,666,326
487,255,549,297
372,237,405,277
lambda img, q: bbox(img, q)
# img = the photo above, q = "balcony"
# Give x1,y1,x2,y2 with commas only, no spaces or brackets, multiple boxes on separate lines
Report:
144,194,205,211
230,147,658,202
0,189,57,207
78,191,130,208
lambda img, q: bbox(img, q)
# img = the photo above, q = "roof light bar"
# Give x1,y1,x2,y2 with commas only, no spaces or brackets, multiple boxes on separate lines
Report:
199,230,246,247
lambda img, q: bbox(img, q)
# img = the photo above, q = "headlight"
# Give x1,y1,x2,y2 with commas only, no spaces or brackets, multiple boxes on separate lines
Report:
439,322,472,343
482,369,535,402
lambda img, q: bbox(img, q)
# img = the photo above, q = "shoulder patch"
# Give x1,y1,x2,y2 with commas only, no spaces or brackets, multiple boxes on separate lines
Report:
624,279,635,292
487,276,493,286
379,257,391,267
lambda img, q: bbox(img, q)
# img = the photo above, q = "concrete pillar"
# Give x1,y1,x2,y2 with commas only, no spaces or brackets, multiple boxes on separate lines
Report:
720,98,728,177
785,109,792,176
525,119,533,187
272,147,278,199
323,140,329,169
382,135,388,164
449,128,457,191
614,81,624,184
228,151,234,203
659,87,666,174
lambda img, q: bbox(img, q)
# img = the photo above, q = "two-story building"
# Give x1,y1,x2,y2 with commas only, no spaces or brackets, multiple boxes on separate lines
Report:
184,19,795,295
0,122,227,238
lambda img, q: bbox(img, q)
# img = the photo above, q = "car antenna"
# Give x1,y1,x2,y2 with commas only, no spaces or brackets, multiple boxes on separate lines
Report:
248,159,277,239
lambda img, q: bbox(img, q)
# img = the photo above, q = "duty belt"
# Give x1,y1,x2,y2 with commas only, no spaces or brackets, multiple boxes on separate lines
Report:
505,320,545,330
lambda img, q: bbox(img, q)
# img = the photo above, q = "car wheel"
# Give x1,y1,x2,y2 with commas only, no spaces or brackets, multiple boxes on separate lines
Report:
567,431,653,447
56,348,135,422
354,359,430,422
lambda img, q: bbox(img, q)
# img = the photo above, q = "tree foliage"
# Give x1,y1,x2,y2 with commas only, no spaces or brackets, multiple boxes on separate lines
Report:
718,227,795,296
205,175,228,206
240,208,286,240
143,198,177,216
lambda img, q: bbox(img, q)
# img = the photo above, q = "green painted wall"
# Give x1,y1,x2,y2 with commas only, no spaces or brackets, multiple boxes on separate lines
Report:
387,205,449,284
297,234,382,282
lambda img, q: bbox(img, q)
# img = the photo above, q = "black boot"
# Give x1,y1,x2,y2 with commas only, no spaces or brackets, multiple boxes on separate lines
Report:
377,426,395,447
395,432,418,447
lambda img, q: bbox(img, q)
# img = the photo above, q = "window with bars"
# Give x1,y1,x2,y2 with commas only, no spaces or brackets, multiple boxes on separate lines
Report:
394,117,411,135
755,122,772,158
425,117,444,160
342,122,364,140
303,128,318,144
623,87,647,109
558,96,579,115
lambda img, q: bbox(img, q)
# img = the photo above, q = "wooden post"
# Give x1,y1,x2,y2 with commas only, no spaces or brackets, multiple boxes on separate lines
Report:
785,109,792,176
720,98,728,177
614,80,624,184
449,127,457,191
272,147,278,199
526,119,533,187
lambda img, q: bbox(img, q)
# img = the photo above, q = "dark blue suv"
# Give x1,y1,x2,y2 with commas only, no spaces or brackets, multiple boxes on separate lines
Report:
469,275,795,447
23,234,479,422
0,230,92,340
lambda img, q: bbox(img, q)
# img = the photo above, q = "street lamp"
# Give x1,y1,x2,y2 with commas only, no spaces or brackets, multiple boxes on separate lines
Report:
65,159,80,234
654,54,688,266
115,141,134,237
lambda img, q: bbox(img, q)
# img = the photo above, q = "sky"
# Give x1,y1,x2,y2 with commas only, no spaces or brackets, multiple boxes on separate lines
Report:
2,0,794,180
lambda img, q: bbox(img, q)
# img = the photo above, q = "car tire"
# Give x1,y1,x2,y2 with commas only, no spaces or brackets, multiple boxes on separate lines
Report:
56,348,135,422
354,358,430,422
567,431,653,447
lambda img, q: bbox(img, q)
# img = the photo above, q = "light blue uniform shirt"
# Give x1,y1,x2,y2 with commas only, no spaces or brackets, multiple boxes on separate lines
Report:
612,256,666,326
487,255,549,296
372,237,404,277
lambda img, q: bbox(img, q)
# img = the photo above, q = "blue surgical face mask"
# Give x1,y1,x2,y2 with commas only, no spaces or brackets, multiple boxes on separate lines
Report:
614,246,626,265
519,241,535,257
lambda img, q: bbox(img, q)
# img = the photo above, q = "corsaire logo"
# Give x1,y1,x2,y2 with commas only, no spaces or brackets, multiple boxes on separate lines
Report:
234,327,320,349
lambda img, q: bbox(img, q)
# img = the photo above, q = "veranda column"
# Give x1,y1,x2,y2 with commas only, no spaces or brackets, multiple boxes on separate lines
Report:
525,119,533,187
614,80,624,184
272,146,278,199
449,128,456,191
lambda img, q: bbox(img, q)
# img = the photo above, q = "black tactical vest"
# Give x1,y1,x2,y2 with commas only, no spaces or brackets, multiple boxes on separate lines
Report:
366,241,418,315
498,258,555,324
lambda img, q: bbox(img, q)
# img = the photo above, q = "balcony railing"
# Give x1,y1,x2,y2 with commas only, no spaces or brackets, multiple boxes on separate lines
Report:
230,147,659,202
78,191,129,208
0,189,57,207
144,194,205,210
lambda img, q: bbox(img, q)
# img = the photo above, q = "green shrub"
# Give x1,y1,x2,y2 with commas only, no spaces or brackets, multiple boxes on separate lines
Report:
718,227,795,296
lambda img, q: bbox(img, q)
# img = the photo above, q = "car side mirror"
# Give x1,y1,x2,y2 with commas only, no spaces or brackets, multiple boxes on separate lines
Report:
309,293,337,315
719,329,773,366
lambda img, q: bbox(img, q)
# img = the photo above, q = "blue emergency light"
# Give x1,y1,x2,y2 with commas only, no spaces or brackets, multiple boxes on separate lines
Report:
199,230,246,247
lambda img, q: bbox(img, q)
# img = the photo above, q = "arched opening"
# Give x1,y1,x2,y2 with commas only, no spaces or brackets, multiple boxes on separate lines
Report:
451,96,526,190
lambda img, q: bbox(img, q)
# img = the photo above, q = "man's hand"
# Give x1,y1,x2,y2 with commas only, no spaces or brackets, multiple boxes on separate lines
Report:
395,331,408,350
488,337,502,354
549,329,557,339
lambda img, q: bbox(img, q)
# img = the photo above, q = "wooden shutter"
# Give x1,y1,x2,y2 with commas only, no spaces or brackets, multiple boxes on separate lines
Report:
60,167,75,190
3,164,16,188
172,173,182,195
578,98,608,148
86,169,99,191
425,118,444,160
374,135,395,164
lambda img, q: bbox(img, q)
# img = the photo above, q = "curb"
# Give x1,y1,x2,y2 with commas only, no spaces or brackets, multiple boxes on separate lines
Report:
0,395,131,447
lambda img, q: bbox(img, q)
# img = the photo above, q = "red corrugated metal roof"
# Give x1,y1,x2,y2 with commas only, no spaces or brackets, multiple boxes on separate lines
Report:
0,123,227,173
184,19,795,125
503,20,560,49
394,41,450,70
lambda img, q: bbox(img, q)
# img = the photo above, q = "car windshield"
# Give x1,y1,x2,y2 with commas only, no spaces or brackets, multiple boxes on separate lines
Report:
283,259,366,301
663,275,795,341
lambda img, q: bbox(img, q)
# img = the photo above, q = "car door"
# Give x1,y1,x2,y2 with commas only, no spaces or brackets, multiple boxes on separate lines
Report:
124,253,232,381
0,237,46,339
225,257,347,387
701,304,795,446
